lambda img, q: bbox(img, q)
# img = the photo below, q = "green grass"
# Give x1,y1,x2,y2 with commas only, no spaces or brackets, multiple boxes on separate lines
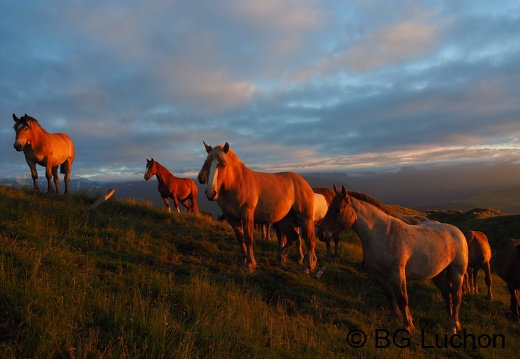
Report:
0,185,518,358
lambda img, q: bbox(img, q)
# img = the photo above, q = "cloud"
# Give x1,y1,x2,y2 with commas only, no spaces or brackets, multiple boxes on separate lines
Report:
345,21,438,72
1,0,520,181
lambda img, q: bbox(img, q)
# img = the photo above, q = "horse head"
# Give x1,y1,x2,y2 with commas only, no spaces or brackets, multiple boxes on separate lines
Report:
198,141,230,201
12,113,39,151
317,185,357,241
144,158,156,180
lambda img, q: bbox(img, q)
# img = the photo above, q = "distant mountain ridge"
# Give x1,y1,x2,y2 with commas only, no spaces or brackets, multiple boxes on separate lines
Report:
3,159,520,214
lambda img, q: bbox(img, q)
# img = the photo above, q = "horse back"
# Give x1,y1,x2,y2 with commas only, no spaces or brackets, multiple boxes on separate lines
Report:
312,187,334,204
495,238,520,289
162,174,197,199
220,169,313,224
464,230,492,265
404,221,467,279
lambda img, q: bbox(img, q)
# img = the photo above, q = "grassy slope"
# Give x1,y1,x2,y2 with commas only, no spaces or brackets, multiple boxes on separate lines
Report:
0,186,518,358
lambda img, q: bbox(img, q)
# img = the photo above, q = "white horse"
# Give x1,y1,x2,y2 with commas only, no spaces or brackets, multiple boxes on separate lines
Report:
317,186,468,333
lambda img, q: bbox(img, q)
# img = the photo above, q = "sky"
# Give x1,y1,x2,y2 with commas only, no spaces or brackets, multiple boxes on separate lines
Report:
1,0,520,182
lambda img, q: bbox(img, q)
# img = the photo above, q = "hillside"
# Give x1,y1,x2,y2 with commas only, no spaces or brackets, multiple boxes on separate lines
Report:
0,186,518,358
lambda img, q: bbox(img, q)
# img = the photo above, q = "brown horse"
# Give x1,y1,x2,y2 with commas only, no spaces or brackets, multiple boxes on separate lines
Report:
462,230,493,300
144,158,199,213
317,186,468,333
197,142,317,272
12,113,75,194
494,238,520,321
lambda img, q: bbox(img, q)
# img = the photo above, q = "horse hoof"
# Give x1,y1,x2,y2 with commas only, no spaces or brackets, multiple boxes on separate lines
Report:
275,256,287,266
243,263,256,272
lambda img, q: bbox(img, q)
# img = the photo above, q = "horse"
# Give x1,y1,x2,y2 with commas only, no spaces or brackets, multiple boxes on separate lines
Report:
12,113,75,194
462,230,493,300
314,187,342,262
317,185,468,333
274,191,329,264
494,238,520,321
144,158,199,213
197,141,317,272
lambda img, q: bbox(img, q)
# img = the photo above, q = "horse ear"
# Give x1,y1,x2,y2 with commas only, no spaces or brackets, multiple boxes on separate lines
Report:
203,141,213,153
223,142,230,153
341,185,348,199
333,184,339,194
12,113,19,122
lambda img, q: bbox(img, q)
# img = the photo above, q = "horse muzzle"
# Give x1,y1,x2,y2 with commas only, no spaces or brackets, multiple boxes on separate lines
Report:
198,174,207,184
13,143,23,152
205,189,217,201
317,228,330,243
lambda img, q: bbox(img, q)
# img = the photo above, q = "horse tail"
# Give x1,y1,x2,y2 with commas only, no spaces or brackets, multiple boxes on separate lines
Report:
60,162,67,174
191,180,199,212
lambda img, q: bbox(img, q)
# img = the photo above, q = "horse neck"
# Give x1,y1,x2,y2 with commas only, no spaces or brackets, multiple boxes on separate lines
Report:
29,121,45,142
219,161,244,191
350,197,401,238
154,163,174,183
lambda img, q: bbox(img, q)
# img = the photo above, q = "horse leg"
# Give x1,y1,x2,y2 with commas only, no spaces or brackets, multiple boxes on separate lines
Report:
179,199,191,213
373,273,399,316
324,238,333,261
62,161,72,194
275,219,299,266
446,266,464,333
274,226,285,253
44,165,56,193
333,235,340,262
472,267,480,294
301,220,317,273
242,215,256,271
26,160,39,191
432,271,452,315
483,262,493,301
296,227,304,264
465,268,473,293
190,191,199,213
172,197,181,213
52,166,60,194
162,197,171,212
229,222,247,266
507,285,519,321
265,224,272,241
462,271,471,294
389,269,414,332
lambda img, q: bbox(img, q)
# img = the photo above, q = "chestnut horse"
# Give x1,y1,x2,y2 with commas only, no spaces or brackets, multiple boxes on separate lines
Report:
462,230,493,300
144,158,199,213
317,186,468,333
12,113,75,194
197,142,317,272
494,238,520,320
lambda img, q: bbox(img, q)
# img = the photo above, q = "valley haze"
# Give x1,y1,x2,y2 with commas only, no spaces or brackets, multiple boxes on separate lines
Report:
5,159,520,215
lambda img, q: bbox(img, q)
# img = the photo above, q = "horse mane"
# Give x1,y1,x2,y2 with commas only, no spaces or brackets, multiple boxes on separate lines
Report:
347,190,400,219
13,114,40,129
211,144,243,166
155,160,175,176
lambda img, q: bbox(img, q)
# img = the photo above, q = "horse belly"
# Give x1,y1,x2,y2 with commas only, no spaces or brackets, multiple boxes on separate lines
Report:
254,199,293,224
405,253,453,280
